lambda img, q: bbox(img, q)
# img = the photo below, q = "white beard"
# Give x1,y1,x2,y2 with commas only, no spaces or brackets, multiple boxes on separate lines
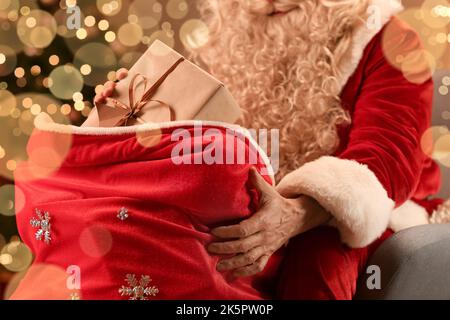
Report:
192,0,368,179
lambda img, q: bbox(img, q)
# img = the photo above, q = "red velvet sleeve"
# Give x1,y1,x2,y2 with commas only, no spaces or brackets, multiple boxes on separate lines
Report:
276,19,439,247
338,19,435,207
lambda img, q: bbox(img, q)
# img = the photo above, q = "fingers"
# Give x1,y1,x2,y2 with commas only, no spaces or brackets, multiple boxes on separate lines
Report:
94,93,104,105
93,68,128,105
94,81,116,105
116,68,128,80
249,167,277,198
232,254,270,277
103,81,116,96
216,246,267,271
211,211,268,239
208,232,264,254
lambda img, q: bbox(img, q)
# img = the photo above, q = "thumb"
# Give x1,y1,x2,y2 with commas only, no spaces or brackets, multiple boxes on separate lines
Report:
249,167,276,197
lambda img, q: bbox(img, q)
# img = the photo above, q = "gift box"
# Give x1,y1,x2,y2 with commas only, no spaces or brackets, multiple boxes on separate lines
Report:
90,40,242,127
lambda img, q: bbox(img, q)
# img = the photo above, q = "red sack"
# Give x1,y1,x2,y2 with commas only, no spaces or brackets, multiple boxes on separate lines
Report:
11,114,282,300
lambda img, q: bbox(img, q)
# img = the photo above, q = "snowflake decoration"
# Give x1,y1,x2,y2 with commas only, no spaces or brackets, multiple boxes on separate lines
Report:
30,208,52,244
118,274,159,300
69,292,80,300
117,207,129,221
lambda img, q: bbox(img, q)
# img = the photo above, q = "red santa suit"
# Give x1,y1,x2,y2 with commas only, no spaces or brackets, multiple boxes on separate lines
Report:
11,1,444,301
12,116,283,300
275,3,443,299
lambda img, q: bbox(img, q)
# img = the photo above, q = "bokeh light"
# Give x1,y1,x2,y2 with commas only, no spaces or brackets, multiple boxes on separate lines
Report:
48,65,84,99
8,263,80,300
79,225,113,258
73,42,117,86
179,19,209,50
79,64,91,75
382,4,450,80
14,119,73,182
421,0,450,29
0,93,68,180
0,89,17,116
104,30,115,42
0,0,20,20
0,20,23,54
166,0,189,20
97,0,122,17
17,9,57,49
98,19,109,31
148,29,175,49
0,240,33,272
117,22,143,47
0,184,15,216
136,129,163,149
421,125,448,157
84,15,96,27
434,133,450,167
48,54,59,65
0,45,17,76
118,51,142,69
128,0,162,30
14,67,25,78
0,184,25,216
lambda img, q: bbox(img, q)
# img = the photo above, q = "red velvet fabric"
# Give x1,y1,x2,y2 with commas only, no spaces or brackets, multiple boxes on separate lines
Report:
276,18,442,300
337,17,441,206
276,227,393,300
13,125,282,300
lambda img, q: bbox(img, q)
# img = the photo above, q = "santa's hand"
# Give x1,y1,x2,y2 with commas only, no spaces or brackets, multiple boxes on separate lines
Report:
208,167,331,277
94,68,128,105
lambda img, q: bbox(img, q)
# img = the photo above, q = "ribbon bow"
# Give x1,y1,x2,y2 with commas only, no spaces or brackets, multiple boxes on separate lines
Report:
107,57,185,126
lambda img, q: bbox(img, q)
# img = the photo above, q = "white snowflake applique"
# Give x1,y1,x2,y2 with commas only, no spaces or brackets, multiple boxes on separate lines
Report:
118,274,159,300
117,207,129,221
30,208,52,244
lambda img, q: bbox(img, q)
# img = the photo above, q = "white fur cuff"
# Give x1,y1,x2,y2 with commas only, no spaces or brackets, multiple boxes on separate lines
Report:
276,156,395,248
389,200,429,232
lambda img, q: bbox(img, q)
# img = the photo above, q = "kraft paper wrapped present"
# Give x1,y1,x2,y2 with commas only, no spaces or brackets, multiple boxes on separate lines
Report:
90,40,242,127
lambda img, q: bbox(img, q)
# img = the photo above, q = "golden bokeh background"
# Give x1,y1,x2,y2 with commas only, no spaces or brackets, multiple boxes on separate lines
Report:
0,0,449,299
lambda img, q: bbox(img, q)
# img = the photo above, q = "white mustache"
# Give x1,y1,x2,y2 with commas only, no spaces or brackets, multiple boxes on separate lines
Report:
273,0,301,12
247,0,300,15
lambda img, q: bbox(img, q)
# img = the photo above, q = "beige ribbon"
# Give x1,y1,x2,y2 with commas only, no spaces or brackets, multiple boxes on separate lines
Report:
108,57,185,126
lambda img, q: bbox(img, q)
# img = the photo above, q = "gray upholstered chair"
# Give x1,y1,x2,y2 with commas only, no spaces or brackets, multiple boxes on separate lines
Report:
355,224,450,299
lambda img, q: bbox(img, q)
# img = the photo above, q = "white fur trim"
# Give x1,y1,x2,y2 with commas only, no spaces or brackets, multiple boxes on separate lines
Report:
276,156,395,248
34,111,246,135
33,112,275,184
336,0,403,92
389,200,430,232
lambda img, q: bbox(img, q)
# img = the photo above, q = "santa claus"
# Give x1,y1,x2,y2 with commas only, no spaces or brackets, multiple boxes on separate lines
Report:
95,0,444,299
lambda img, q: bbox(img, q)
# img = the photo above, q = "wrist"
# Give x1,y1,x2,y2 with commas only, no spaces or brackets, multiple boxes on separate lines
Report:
287,195,331,237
